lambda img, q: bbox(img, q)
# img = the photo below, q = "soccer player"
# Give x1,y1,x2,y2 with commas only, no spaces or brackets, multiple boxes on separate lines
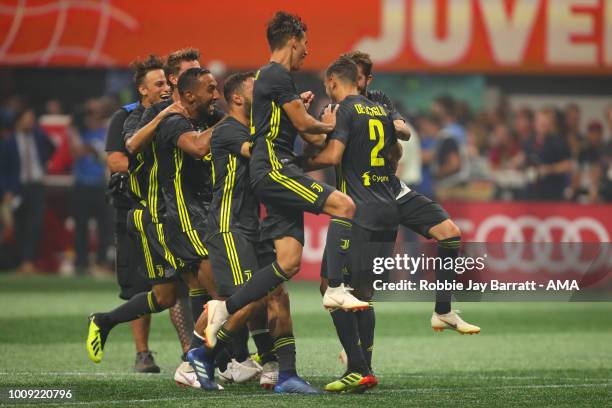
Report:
306,57,398,392
205,16,371,390
126,49,224,343
152,67,224,390
188,72,307,391
344,51,480,334
103,54,171,373
87,51,205,388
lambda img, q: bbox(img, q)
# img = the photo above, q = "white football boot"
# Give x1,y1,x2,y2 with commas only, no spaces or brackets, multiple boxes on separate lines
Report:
431,310,480,334
323,284,370,311
204,300,229,348
174,361,200,388
217,357,262,384
259,360,279,390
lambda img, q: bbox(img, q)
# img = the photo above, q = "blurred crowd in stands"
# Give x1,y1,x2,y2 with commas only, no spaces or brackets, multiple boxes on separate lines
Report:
0,92,611,274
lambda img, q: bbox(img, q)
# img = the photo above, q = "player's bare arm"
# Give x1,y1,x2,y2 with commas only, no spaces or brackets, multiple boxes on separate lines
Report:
394,119,412,141
283,99,335,135
125,102,187,154
106,151,128,173
304,139,346,171
239,141,251,158
176,127,213,159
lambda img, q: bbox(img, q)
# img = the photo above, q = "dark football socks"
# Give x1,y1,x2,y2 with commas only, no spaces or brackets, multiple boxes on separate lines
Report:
330,309,369,375
232,326,250,362
251,329,277,364
188,288,211,349
355,302,375,370
274,336,297,382
226,261,288,314
435,237,461,315
100,291,164,329
325,217,352,287
204,326,235,371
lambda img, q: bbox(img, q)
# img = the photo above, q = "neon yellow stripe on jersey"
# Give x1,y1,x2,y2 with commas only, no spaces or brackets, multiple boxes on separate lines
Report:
269,170,317,203
222,232,243,286
220,155,237,232
130,153,144,199
173,148,207,257
155,223,177,269
134,209,154,278
148,142,159,223
335,163,347,194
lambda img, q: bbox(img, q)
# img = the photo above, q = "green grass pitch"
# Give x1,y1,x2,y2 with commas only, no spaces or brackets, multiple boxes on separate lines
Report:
0,275,611,407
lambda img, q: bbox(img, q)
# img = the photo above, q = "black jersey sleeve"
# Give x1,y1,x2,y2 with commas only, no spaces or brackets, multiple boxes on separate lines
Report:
105,108,128,153
138,104,159,129
122,107,142,140
327,101,352,145
214,122,249,155
158,115,194,147
271,67,301,106
367,90,404,122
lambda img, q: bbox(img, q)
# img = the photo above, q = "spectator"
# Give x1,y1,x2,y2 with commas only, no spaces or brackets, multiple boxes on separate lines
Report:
431,95,466,145
489,123,526,199
512,107,534,146
600,105,612,202
563,103,583,160
0,108,55,273
415,115,440,198
570,121,605,203
524,107,572,201
70,99,112,274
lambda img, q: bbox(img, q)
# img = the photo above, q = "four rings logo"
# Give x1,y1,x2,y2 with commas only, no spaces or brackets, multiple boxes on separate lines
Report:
459,215,612,273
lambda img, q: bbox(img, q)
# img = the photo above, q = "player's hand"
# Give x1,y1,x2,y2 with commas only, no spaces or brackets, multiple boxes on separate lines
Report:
162,101,187,118
300,91,315,110
321,104,338,128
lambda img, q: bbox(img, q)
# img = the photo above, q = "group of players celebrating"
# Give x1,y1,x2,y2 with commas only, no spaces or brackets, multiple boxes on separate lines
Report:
88,11,480,394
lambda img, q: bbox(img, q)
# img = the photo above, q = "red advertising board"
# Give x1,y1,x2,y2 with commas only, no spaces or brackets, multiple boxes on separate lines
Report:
297,201,612,280
0,0,610,73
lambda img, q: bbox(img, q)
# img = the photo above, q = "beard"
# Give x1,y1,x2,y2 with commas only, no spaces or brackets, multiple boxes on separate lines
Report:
194,101,213,121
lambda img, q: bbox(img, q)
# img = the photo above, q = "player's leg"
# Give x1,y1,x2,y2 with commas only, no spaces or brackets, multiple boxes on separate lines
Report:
114,205,159,372
86,208,178,364
320,190,356,288
321,225,382,393
189,233,268,389
428,219,480,334
168,280,194,356
397,191,479,333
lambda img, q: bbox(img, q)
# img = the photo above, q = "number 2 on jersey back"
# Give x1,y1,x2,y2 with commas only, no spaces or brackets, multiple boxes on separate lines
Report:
369,119,385,167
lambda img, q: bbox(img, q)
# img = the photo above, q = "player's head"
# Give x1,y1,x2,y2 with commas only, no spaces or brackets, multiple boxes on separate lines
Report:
342,51,373,95
324,57,358,102
432,95,456,122
266,11,308,71
177,67,219,119
165,48,201,87
129,54,170,105
223,71,255,115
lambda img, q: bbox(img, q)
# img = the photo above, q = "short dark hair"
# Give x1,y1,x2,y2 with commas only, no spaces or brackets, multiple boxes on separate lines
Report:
325,57,358,85
266,11,307,50
129,54,165,88
165,48,200,78
342,50,373,77
177,67,211,96
435,95,456,116
223,71,255,104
